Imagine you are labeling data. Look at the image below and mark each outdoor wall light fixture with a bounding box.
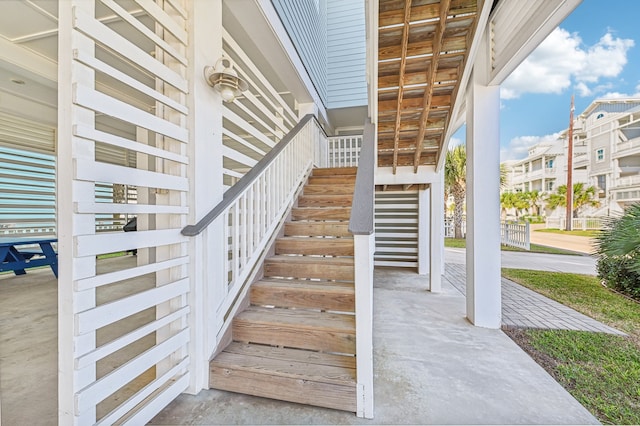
[204,56,248,103]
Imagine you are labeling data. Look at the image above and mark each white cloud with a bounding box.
[575,82,592,97]
[447,136,464,149]
[501,28,634,99]
[601,82,640,99]
[500,133,561,161]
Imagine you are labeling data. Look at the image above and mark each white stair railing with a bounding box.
[182,115,327,354]
[328,135,363,167]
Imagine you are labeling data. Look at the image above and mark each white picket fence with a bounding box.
[545,217,603,230]
[446,219,530,250]
[501,221,530,250]
[444,218,466,238]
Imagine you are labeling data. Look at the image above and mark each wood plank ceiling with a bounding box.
[378,0,480,172]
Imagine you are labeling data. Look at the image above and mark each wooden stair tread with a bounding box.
[251,279,355,312]
[213,342,356,385]
[236,306,355,332]
[285,222,351,237]
[307,176,357,185]
[298,194,353,207]
[312,167,358,176]
[304,185,355,195]
[210,344,357,411]
[275,237,354,256]
[265,255,354,266]
[291,207,351,220]
[254,278,355,291]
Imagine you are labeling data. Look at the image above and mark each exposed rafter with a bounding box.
[391,0,412,174]
[377,0,479,173]
[413,0,450,172]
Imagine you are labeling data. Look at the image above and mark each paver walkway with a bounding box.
[445,262,625,335]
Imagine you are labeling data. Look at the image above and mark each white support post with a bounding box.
[429,176,443,292]
[186,0,225,393]
[418,187,430,275]
[354,233,375,419]
[465,37,501,329]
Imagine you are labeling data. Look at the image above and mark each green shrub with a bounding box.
[595,203,640,300]
[596,256,640,299]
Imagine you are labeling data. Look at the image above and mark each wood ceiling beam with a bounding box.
[379,0,476,27]
[379,68,458,89]
[390,0,412,174]
[378,94,451,112]
[378,35,466,61]
[413,0,451,173]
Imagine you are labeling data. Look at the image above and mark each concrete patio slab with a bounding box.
[151,268,599,425]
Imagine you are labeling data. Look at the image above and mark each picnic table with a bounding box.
[0,237,58,278]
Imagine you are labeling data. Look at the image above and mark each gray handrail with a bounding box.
[348,119,375,235]
[182,114,319,236]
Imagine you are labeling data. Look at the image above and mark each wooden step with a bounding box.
[285,221,351,237]
[292,207,351,221]
[312,167,358,176]
[264,255,354,281]
[233,306,356,353]
[297,194,353,207]
[304,184,355,195]
[251,278,355,312]
[275,236,354,256]
[307,175,356,185]
[210,342,356,412]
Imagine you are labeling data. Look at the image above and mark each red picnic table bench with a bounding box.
[0,237,58,278]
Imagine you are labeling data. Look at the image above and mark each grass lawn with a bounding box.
[502,269,640,424]
[444,238,579,255]
[535,228,599,238]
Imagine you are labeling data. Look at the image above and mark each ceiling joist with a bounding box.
[377,0,479,172]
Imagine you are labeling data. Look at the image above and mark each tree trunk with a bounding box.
[453,189,464,239]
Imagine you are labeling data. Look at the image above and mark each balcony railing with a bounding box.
[614,137,640,157]
[614,175,640,188]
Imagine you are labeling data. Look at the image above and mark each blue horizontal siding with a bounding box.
[272,0,327,105]
[327,0,367,109]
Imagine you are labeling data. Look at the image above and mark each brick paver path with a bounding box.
[444,263,625,335]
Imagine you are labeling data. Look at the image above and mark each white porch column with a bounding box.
[429,176,444,292]
[418,187,430,275]
[186,0,225,393]
[465,47,501,328]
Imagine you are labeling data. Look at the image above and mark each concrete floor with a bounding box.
[1,259,599,425]
[0,255,154,426]
[151,268,599,425]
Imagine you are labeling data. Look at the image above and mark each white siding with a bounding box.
[327,0,367,108]
[272,0,327,105]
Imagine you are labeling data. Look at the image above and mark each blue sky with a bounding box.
[452,0,640,161]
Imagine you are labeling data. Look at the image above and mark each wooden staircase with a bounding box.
[209,167,358,412]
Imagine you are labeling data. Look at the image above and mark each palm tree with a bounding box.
[595,203,640,298]
[444,145,466,238]
[524,190,542,216]
[545,183,599,217]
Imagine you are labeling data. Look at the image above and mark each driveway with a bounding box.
[445,247,597,275]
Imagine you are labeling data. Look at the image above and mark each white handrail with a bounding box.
[185,116,327,354]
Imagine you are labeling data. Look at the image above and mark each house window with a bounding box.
[546,180,554,192]
[596,148,605,162]
[545,159,554,169]
[596,113,605,119]
[597,175,606,191]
